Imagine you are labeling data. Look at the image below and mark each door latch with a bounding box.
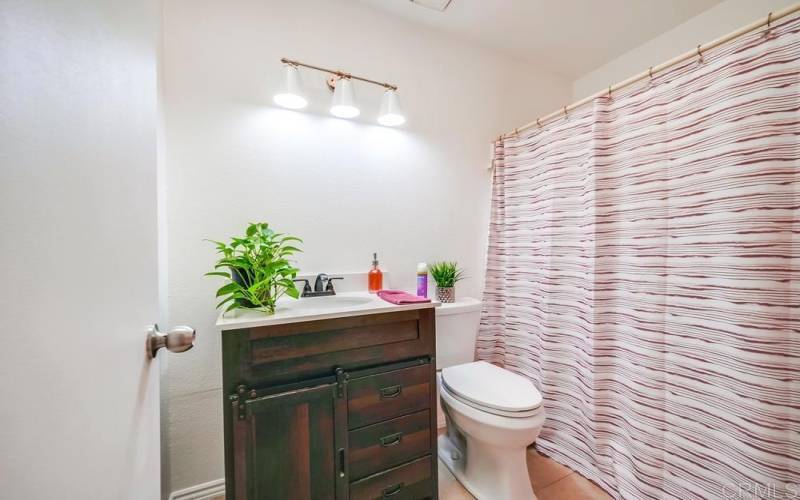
[230,384,253,420]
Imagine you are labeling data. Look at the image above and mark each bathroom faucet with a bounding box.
[315,273,329,292]
[294,274,343,297]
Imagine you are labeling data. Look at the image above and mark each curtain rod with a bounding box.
[498,2,800,141]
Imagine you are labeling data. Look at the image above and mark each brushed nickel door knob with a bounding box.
[147,324,195,359]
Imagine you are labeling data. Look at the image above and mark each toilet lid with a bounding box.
[441,361,542,413]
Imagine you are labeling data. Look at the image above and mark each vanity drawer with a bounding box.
[350,455,434,500]
[349,410,431,480]
[348,363,431,429]
[235,309,436,388]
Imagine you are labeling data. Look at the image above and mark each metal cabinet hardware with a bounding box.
[382,482,404,497]
[379,385,402,399]
[379,432,403,447]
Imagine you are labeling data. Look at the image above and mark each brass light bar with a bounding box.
[280,57,398,91]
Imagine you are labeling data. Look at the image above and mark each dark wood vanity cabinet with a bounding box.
[222,308,438,500]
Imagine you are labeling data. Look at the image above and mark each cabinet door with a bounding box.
[231,383,347,500]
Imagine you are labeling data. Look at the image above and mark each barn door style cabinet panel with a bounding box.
[219,304,439,500]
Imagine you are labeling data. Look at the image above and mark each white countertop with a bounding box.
[216,291,440,331]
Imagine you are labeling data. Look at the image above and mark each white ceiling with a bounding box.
[357,0,722,78]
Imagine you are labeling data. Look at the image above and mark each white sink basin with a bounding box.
[290,295,375,310]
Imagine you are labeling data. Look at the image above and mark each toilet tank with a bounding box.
[435,297,483,370]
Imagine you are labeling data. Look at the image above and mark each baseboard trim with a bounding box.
[168,479,225,500]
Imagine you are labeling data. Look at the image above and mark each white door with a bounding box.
[0,1,175,499]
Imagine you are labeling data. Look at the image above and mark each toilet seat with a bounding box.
[441,361,542,418]
[441,381,542,418]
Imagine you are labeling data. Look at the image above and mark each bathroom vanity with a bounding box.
[218,293,439,500]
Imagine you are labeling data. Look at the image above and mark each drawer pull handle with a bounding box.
[382,482,404,497]
[337,448,346,478]
[379,432,403,447]
[379,385,402,399]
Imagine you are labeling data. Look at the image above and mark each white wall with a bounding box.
[161,0,571,494]
[573,0,797,99]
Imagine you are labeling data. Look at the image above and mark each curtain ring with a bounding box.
[696,44,704,64]
[562,105,568,118]
[514,128,519,137]
[607,85,612,98]
[648,66,654,79]
[764,12,774,38]
[536,118,542,128]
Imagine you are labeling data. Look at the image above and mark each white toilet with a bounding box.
[436,298,545,500]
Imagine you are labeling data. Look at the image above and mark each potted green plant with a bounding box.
[205,222,302,314]
[429,261,465,303]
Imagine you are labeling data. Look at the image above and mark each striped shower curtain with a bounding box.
[477,16,800,500]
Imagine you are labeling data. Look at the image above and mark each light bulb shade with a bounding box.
[330,77,360,118]
[378,89,405,126]
[274,65,308,109]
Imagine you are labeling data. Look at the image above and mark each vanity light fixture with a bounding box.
[377,89,405,126]
[275,58,406,126]
[330,76,360,118]
[273,63,308,110]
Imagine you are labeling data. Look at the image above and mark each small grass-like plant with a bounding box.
[205,222,302,314]
[428,261,465,288]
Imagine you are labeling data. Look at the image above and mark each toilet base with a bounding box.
[438,433,537,500]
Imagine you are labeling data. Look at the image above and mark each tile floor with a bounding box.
[438,445,611,499]
[212,425,610,500]
[213,443,611,500]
